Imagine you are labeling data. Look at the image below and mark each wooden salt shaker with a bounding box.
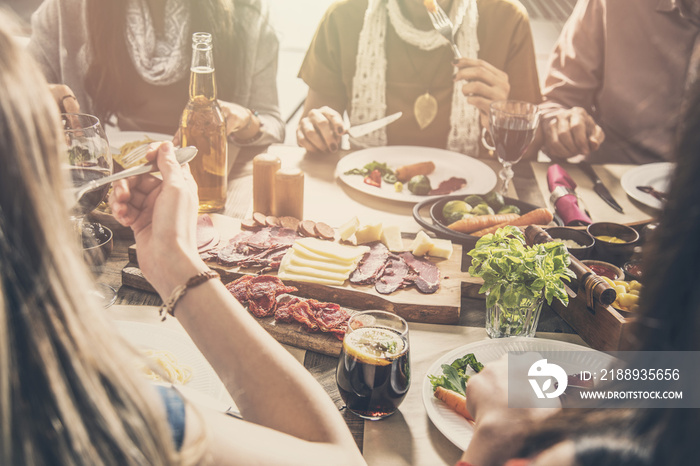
[274,168,304,219]
[252,153,281,215]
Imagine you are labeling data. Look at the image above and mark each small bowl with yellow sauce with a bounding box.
[587,222,640,266]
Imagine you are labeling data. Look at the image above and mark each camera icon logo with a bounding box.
[528,359,568,399]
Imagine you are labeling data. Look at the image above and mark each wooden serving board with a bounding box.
[123,214,464,324]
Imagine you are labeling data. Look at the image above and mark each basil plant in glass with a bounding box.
[468,226,575,338]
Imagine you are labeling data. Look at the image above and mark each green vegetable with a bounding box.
[468,226,576,309]
[407,175,432,195]
[344,160,396,179]
[442,200,471,224]
[470,203,495,216]
[464,195,484,206]
[484,191,505,211]
[497,205,521,215]
[428,353,484,396]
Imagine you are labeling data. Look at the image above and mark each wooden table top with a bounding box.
[95,144,657,462]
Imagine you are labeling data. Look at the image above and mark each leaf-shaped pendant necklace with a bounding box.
[401,38,440,130]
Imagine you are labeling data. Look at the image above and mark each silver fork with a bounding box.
[120,143,151,167]
[427,4,462,59]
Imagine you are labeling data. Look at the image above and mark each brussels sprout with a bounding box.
[471,203,495,216]
[464,195,484,206]
[442,200,471,224]
[484,191,505,211]
[497,204,521,215]
[407,175,432,195]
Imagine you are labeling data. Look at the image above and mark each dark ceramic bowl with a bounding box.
[545,226,595,260]
[581,260,624,281]
[586,222,640,266]
[413,194,560,247]
[623,259,643,281]
[82,222,114,268]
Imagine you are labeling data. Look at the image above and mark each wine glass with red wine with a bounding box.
[482,101,540,195]
[62,113,116,306]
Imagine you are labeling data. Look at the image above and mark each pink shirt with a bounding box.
[540,0,700,164]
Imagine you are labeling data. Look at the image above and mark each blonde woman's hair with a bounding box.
[0,13,200,465]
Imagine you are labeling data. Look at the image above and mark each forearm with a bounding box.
[171,274,356,446]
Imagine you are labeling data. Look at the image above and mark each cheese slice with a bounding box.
[277,270,346,286]
[288,253,357,275]
[428,238,453,259]
[410,230,434,256]
[295,237,368,262]
[355,223,383,244]
[380,224,404,252]
[338,216,360,241]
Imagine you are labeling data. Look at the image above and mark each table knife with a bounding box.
[579,162,624,213]
[346,112,402,138]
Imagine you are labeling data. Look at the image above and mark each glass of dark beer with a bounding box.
[336,310,410,420]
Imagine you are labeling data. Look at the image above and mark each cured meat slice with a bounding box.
[217,230,255,265]
[225,275,254,303]
[375,254,412,294]
[274,296,302,323]
[196,214,218,249]
[399,252,440,294]
[226,275,298,317]
[306,300,350,332]
[350,241,389,284]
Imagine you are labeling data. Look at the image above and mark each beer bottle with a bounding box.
[180,32,227,212]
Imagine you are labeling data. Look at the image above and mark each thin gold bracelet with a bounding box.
[159,270,220,321]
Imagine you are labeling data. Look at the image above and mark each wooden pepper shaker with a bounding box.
[274,168,304,219]
[252,153,281,215]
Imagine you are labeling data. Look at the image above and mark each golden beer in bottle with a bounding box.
[180,32,227,212]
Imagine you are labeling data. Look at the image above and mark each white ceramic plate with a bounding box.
[106,130,172,165]
[115,321,229,404]
[422,338,613,451]
[620,162,674,210]
[336,146,497,203]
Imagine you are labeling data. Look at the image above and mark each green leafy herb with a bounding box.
[467,226,575,309]
[428,353,483,395]
[344,161,395,179]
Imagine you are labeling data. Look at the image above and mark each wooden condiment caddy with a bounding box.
[524,226,633,350]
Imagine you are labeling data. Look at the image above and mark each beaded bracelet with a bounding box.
[159,270,220,320]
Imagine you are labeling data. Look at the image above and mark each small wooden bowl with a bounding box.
[587,222,639,266]
[581,260,624,281]
[545,226,595,260]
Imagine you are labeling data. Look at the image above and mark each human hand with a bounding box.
[109,142,207,297]
[296,106,345,153]
[542,107,605,160]
[49,84,81,113]
[219,101,256,137]
[461,354,560,465]
[454,58,510,127]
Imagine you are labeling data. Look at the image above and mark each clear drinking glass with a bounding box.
[336,310,411,420]
[485,295,544,338]
[62,113,116,307]
[482,100,540,195]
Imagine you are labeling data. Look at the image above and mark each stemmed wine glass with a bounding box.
[482,100,540,195]
[62,113,117,307]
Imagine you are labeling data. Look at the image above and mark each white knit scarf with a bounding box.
[350,0,480,155]
[125,0,190,85]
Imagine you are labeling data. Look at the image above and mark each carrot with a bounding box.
[472,208,554,237]
[434,386,473,421]
[395,161,436,182]
[447,213,519,234]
